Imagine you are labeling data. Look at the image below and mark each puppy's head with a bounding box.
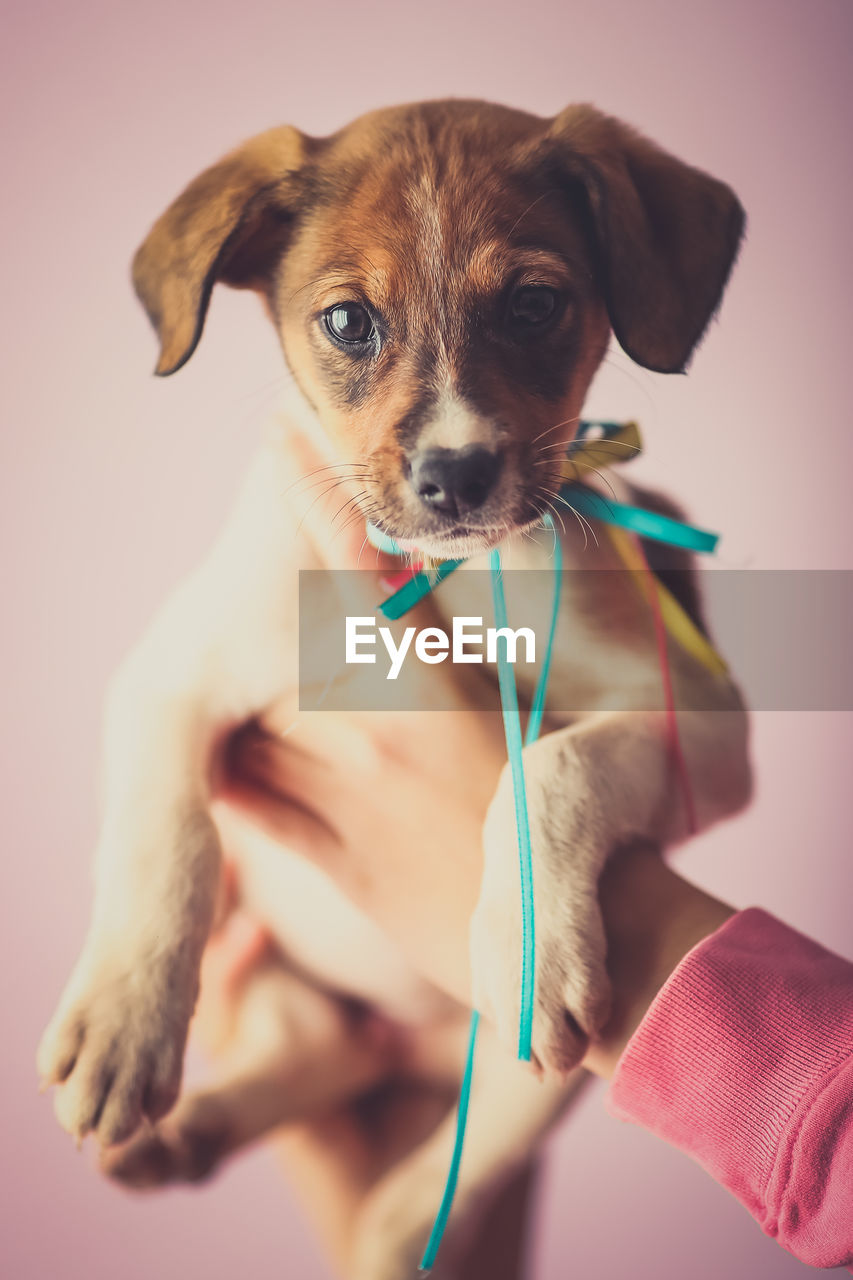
[134,100,744,557]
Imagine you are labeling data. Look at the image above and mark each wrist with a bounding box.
[583,845,734,1078]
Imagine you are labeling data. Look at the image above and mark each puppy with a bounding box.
[37,100,752,1277]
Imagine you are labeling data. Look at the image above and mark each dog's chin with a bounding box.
[393,519,535,561]
[395,532,495,559]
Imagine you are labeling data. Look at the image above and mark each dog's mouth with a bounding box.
[373,507,545,562]
[393,526,503,560]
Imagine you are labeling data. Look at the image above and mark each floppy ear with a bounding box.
[133,126,313,375]
[546,105,745,373]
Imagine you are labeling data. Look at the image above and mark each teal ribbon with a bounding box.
[418,1010,481,1273]
[418,518,562,1272]
[378,558,464,621]
[489,553,537,1063]
[562,485,718,554]
[524,519,563,746]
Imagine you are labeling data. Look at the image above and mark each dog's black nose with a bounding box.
[410,447,503,517]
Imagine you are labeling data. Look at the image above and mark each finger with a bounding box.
[222,723,347,831]
[225,718,393,824]
[200,911,271,1001]
[211,786,341,872]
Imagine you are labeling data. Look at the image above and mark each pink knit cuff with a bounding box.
[607,908,853,1268]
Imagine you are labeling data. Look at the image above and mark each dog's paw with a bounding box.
[37,944,195,1148]
[470,889,611,1077]
[470,757,612,1076]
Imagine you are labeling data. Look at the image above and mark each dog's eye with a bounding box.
[508,286,559,329]
[324,303,375,345]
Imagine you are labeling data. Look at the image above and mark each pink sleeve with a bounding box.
[607,908,853,1269]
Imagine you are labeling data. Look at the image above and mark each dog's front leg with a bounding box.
[37,443,303,1147]
[470,704,750,1076]
[36,673,227,1147]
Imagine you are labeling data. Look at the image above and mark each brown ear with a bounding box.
[132,126,313,375]
[546,106,745,373]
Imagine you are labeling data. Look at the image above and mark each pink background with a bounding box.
[3,1,852,1277]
